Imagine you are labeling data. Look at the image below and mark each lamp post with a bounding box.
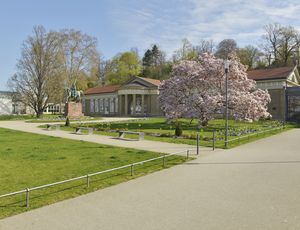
[224,59,230,148]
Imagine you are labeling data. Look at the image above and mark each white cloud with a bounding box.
[108,0,300,57]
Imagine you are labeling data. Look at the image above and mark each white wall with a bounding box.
[0,97,13,115]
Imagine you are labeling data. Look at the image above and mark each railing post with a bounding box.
[131,164,134,176]
[196,133,199,155]
[26,188,30,208]
[213,130,215,151]
[86,174,90,188]
[163,156,166,167]
[186,150,189,159]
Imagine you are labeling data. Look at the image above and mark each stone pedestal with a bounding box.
[64,102,84,118]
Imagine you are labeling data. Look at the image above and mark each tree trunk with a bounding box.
[36,110,43,118]
[201,119,208,127]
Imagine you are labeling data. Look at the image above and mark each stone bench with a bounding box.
[75,127,93,135]
[46,124,60,131]
[118,131,144,141]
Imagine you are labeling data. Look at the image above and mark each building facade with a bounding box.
[0,91,25,115]
[248,66,300,120]
[82,77,163,117]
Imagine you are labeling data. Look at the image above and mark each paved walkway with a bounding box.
[0,121,300,229]
[0,119,206,154]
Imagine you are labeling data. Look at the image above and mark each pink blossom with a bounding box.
[159,53,271,124]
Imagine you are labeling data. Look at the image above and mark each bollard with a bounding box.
[196,133,199,155]
[26,188,30,208]
[86,174,90,188]
[213,130,215,151]
[131,164,134,176]
[187,150,189,159]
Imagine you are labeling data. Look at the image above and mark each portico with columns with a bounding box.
[82,77,163,117]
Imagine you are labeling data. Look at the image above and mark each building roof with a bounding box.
[84,85,121,95]
[137,77,161,86]
[84,77,161,95]
[247,67,294,81]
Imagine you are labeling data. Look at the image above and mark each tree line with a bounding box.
[9,23,300,117]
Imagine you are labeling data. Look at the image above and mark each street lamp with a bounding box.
[224,59,230,148]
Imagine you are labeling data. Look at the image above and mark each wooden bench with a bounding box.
[46,124,60,131]
[75,127,93,135]
[118,131,144,141]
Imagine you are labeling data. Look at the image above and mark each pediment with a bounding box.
[287,68,300,85]
[120,77,157,89]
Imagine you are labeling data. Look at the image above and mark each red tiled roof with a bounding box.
[247,67,294,81]
[84,85,121,95]
[138,77,161,86]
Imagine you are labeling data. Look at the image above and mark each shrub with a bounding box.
[65,117,70,127]
[175,122,183,137]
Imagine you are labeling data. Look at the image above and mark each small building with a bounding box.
[248,66,300,120]
[0,91,22,115]
[82,77,163,117]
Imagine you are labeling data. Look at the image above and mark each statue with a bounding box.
[64,82,84,118]
[65,83,83,103]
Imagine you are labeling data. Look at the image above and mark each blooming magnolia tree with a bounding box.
[159,53,271,125]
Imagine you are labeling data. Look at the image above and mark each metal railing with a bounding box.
[197,125,285,149]
[0,149,194,208]
[225,125,285,146]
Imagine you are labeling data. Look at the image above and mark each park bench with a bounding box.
[46,124,60,131]
[75,127,93,135]
[118,130,144,141]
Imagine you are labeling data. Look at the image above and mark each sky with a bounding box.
[1,0,300,90]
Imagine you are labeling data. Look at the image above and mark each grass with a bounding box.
[0,114,35,120]
[55,118,298,149]
[0,128,189,219]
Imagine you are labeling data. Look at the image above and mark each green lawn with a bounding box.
[0,114,35,121]
[0,128,188,219]
[59,118,296,148]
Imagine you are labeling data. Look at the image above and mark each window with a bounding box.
[100,98,104,112]
[90,99,94,113]
[95,99,99,112]
[115,97,118,113]
[110,98,114,113]
[105,98,109,114]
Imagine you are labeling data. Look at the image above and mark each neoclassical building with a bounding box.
[82,77,163,117]
[248,66,300,120]
[83,68,300,121]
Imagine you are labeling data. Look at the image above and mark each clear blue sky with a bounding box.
[1,0,300,90]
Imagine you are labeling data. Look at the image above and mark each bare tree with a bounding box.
[172,38,196,62]
[277,26,300,65]
[8,26,61,117]
[237,45,263,69]
[261,23,300,66]
[195,39,215,54]
[215,39,237,59]
[59,29,99,88]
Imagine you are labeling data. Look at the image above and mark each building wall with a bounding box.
[83,93,119,116]
[0,92,25,115]
[0,97,13,115]
[267,89,286,120]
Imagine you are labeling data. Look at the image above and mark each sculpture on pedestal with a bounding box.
[64,83,84,118]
